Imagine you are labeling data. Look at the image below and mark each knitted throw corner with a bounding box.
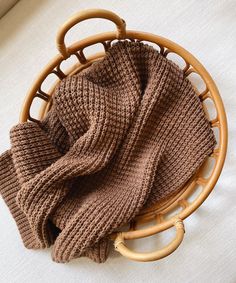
[0,41,216,263]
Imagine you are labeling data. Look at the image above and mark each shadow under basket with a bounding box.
[20,9,228,262]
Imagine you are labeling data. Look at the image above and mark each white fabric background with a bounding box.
[0,1,235,282]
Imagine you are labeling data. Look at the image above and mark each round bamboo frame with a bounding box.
[19,9,227,262]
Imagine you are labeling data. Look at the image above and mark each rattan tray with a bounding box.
[19,9,227,262]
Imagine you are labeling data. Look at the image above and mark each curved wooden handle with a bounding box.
[56,9,126,58]
[114,218,185,262]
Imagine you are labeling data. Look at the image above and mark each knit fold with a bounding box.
[0,40,216,263]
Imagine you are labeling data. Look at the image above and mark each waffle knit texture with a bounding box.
[0,41,216,263]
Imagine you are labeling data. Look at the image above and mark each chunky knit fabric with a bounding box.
[0,41,216,263]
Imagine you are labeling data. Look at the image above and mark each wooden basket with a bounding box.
[20,9,228,262]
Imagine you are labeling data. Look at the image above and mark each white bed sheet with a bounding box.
[0,1,235,282]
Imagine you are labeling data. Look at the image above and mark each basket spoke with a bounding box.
[184,67,196,77]
[128,38,136,42]
[28,115,40,123]
[199,88,210,101]
[210,148,220,158]
[210,117,220,128]
[75,49,87,64]
[196,177,208,185]
[178,199,189,209]
[36,89,50,102]
[159,44,165,55]
[101,40,111,51]
[183,62,191,73]
[52,67,66,80]
[156,213,164,223]
[163,48,170,57]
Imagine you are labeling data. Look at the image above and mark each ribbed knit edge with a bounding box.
[0,150,41,249]
[83,237,111,263]
[10,122,66,248]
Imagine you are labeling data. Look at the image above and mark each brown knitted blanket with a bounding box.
[0,41,216,263]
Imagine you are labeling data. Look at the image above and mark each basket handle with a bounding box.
[56,9,126,58]
[114,218,185,262]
